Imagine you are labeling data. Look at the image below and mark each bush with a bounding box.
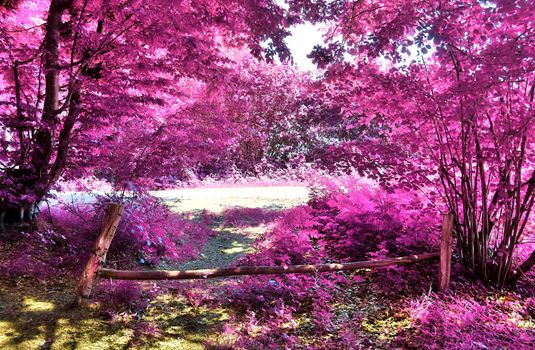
[313,184,439,261]
[96,280,148,313]
[33,193,213,270]
[96,194,214,265]
[215,178,442,348]
[406,286,535,349]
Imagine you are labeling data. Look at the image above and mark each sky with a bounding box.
[285,22,325,72]
[284,22,436,73]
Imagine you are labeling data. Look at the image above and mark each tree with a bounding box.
[312,0,534,284]
[0,0,295,223]
[209,57,364,175]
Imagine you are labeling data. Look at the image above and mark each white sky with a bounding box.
[285,23,436,73]
[286,23,325,72]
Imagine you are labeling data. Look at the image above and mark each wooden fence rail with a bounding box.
[100,252,440,280]
[74,203,454,306]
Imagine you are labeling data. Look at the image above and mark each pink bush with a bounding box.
[0,206,98,280]
[0,253,50,280]
[214,180,442,348]
[221,207,282,227]
[96,194,214,265]
[310,177,440,261]
[24,193,214,274]
[407,287,535,349]
[96,280,148,313]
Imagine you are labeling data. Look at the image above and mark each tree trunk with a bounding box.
[511,249,535,282]
[438,214,454,291]
[30,0,63,175]
[0,0,78,223]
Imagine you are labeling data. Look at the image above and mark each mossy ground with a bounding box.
[0,278,235,350]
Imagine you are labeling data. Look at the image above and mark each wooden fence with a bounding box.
[74,203,455,306]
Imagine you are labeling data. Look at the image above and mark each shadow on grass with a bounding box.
[165,229,256,271]
[0,278,131,350]
[0,278,230,350]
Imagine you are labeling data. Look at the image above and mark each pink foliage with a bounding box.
[0,252,50,280]
[407,288,535,349]
[30,193,213,274]
[96,280,148,314]
[310,177,440,261]
[312,0,535,282]
[213,180,442,348]
[96,194,214,265]
[0,0,534,347]
[0,0,298,212]
[220,207,282,228]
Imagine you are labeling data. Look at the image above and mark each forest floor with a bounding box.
[0,185,533,349]
[0,185,310,350]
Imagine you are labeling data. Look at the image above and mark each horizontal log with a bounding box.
[99,252,439,280]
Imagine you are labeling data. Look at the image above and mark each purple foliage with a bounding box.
[212,181,443,348]
[221,207,282,227]
[0,193,213,280]
[407,287,535,349]
[96,194,214,265]
[96,280,148,313]
[0,253,49,280]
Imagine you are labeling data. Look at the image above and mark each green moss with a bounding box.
[0,279,235,350]
[361,312,412,341]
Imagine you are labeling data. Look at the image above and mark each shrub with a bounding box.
[32,193,213,271]
[96,280,147,313]
[96,193,214,265]
[406,286,535,349]
[216,178,442,348]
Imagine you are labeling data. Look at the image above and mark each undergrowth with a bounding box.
[1,180,533,349]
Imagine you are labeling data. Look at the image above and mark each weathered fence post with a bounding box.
[438,213,454,291]
[74,203,124,306]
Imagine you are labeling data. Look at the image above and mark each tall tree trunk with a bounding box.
[1,0,74,224]
[30,0,66,183]
[31,0,62,170]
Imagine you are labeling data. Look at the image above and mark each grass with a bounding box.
[0,278,235,350]
[0,278,133,350]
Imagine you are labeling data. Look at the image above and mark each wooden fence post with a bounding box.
[438,213,454,291]
[74,203,124,307]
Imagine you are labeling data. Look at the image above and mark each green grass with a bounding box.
[0,279,133,350]
[0,278,235,350]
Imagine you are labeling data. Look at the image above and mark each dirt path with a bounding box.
[158,185,309,270]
